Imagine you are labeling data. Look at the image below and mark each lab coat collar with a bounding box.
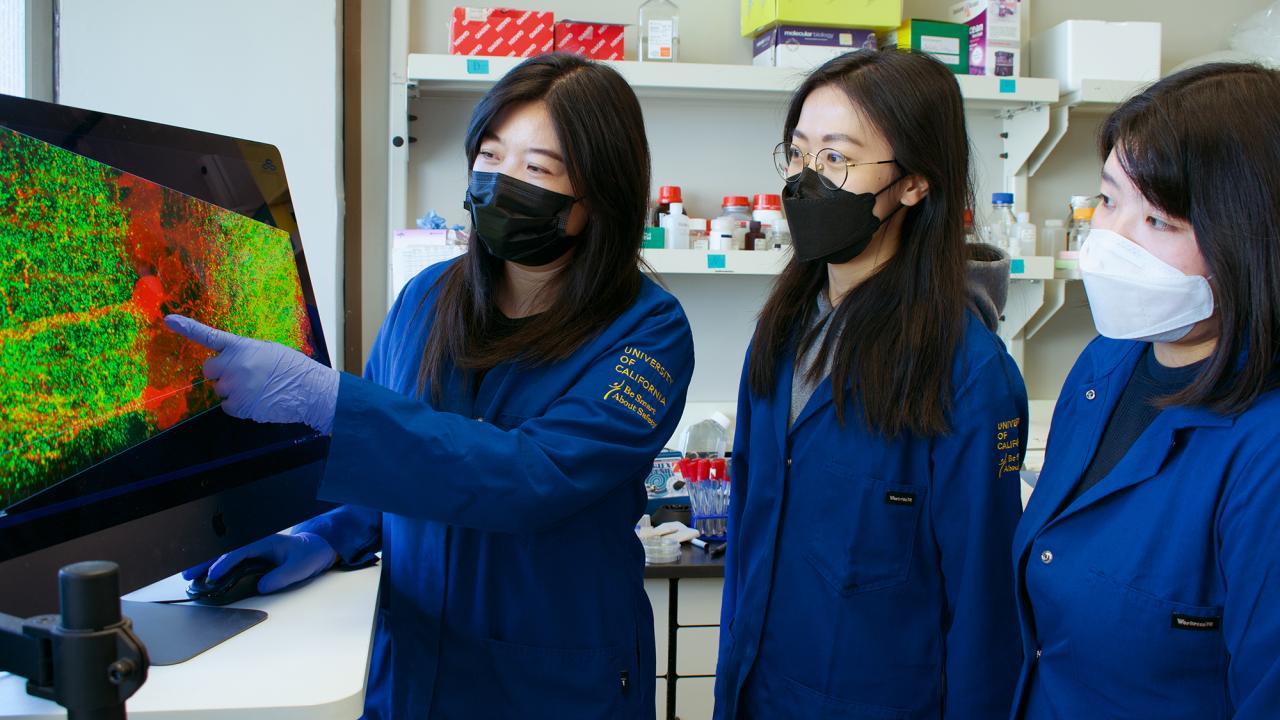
[770,344,843,449]
[1027,340,1236,531]
[771,349,797,455]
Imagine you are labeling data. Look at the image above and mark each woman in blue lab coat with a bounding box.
[1012,63,1280,720]
[714,50,1028,720]
[167,54,693,719]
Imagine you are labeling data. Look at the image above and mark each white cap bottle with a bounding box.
[663,202,690,249]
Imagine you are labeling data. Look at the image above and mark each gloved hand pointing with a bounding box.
[164,315,339,434]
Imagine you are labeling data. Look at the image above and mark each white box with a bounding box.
[1032,20,1162,93]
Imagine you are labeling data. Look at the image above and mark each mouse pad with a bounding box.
[123,600,267,665]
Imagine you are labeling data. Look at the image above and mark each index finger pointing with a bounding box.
[164,314,234,352]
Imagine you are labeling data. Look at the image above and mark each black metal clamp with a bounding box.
[0,561,149,719]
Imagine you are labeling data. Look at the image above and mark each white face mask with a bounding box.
[1079,228,1215,343]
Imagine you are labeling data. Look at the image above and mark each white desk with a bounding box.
[0,564,380,719]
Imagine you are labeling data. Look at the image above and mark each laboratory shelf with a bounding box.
[1009,255,1056,281]
[641,250,1059,278]
[1060,78,1149,114]
[641,248,792,275]
[406,53,1060,109]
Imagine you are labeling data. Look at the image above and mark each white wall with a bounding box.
[56,0,345,368]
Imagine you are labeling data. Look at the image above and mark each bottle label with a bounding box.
[647,20,674,59]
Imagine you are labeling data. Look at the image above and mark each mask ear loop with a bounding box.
[870,162,908,225]
[555,194,588,235]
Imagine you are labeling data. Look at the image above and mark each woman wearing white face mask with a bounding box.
[1010,63,1280,719]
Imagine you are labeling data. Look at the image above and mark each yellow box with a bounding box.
[741,0,904,37]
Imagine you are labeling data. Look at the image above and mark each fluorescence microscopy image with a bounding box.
[0,126,316,511]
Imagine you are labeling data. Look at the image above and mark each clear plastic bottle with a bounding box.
[679,411,730,459]
[987,192,1017,253]
[689,218,709,250]
[638,0,679,63]
[769,218,791,250]
[1043,219,1067,256]
[1013,211,1035,257]
[1068,203,1095,252]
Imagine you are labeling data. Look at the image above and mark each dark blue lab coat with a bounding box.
[715,311,1028,719]
[297,259,694,719]
[1013,338,1280,719]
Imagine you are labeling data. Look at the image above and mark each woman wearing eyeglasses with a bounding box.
[714,50,1027,720]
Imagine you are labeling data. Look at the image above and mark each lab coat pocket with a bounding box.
[482,638,634,719]
[803,462,923,596]
[1075,569,1226,714]
[758,671,910,720]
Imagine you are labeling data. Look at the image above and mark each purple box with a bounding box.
[753,25,878,69]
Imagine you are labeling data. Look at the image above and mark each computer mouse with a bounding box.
[186,557,276,606]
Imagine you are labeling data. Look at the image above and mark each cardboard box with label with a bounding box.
[950,0,1022,76]
[881,20,969,74]
[754,26,877,69]
[449,7,555,57]
[741,0,903,36]
[554,21,625,61]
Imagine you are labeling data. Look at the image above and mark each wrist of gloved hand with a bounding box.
[301,366,340,435]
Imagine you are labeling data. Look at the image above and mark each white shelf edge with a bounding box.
[407,53,1059,107]
[1060,78,1150,111]
[1009,255,1056,281]
[641,248,791,275]
[643,249,1063,278]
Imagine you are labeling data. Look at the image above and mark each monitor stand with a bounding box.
[122,601,266,666]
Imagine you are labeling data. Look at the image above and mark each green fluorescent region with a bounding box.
[0,129,151,506]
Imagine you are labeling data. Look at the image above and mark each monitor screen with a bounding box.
[0,94,335,616]
[1,124,319,513]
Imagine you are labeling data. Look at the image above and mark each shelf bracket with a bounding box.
[1023,278,1068,340]
[1026,103,1070,177]
[1001,103,1051,180]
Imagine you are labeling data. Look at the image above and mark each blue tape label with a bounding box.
[466,59,490,75]
[1011,258,1025,274]
[707,254,727,269]
[999,78,1017,94]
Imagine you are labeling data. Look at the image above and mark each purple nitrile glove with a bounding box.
[164,314,339,434]
[181,532,338,595]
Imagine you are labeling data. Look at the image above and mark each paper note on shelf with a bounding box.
[391,229,466,300]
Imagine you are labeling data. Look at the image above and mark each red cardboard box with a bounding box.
[449,7,555,57]
[554,21,625,61]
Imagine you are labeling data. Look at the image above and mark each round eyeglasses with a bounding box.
[773,141,897,190]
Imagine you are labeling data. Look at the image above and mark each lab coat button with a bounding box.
[786,458,792,467]
[1085,389,1096,400]
[1040,550,1054,564]
[1035,648,1043,659]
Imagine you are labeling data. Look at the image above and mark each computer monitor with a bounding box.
[0,93,337,618]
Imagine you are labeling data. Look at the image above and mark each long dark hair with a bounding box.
[417,54,650,400]
[1102,62,1280,415]
[748,49,972,436]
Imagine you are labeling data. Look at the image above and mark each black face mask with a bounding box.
[782,167,903,265]
[464,171,580,266]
